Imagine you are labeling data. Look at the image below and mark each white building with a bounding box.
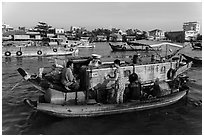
[55,28,65,34]
[183,22,200,41]
[2,23,13,33]
[70,26,81,32]
[148,29,165,40]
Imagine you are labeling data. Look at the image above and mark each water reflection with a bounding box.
[37,57,43,62]
[5,57,11,63]
[16,57,23,66]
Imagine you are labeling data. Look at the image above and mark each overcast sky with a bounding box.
[2,2,202,32]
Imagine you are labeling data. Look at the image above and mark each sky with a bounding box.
[2,2,202,32]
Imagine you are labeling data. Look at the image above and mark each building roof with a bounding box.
[149,29,163,33]
[2,30,26,37]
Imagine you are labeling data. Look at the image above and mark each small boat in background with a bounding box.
[109,40,183,53]
[2,45,79,57]
[181,54,202,66]
[191,41,202,50]
[109,42,161,51]
[77,39,95,48]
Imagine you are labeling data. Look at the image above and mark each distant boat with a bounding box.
[181,54,202,66]
[109,40,183,53]
[2,45,79,57]
[191,41,202,50]
[77,38,95,48]
[77,41,95,48]
[67,39,95,48]
[109,42,161,52]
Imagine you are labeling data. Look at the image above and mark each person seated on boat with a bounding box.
[105,59,125,104]
[151,54,156,63]
[151,78,161,97]
[88,54,102,67]
[127,73,142,100]
[132,54,142,64]
[61,60,79,91]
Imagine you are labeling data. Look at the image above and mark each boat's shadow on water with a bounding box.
[21,96,201,135]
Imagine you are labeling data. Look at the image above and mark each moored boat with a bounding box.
[2,45,79,57]
[181,54,202,66]
[109,40,183,53]
[109,42,159,51]
[69,37,95,48]
[17,54,192,118]
[77,39,95,48]
[191,41,202,50]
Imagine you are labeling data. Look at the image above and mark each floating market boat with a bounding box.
[68,38,95,48]
[109,40,183,52]
[77,39,95,48]
[2,45,79,57]
[17,53,192,117]
[181,54,202,66]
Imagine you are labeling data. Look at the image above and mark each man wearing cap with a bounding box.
[89,54,102,67]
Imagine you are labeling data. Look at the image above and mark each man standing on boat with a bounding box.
[106,59,125,104]
[61,60,79,91]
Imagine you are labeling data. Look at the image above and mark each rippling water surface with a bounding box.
[2,42,202,135]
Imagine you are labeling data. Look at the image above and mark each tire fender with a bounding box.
[5,51,11,56]
[16,51,22,56]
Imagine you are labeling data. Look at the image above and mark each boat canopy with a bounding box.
[150,42,183,48]
[129,40,183,48]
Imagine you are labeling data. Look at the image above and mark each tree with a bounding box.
[34,22,52,46]
[35,22,52,38]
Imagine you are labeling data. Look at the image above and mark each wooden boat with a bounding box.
[191,41,202,50]
[2,45,79,57]
[69,39,95,48]
[181,54,202,66]
[77,39,95,48]
[17,55,192,117]
[109,42,160,51]
[109,40,183,52]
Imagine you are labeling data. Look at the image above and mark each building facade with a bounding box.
[148,29,165,40]
[165,31,185,43]
[2,23,14,33]
[183,22,200,41]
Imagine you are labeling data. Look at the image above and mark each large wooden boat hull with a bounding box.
[109,43,160,52]
[25,90,187,117]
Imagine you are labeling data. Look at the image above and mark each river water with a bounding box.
[2,42,202,135]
